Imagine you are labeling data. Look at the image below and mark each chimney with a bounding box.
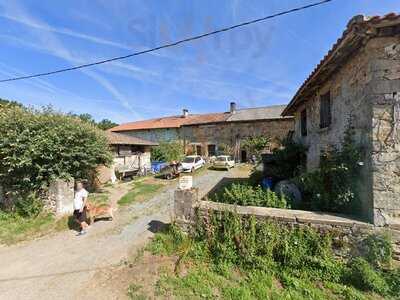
[182,108,189,118]
[230,102,236,114]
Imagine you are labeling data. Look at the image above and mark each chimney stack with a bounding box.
[182,108,189,118]
[230,102,236,114]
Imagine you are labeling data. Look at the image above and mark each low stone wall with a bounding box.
[174,188,400,261]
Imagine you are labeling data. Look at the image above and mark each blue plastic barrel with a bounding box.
[151,161,167,173]
[261,177,273,190]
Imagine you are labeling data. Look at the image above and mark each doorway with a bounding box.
[241,150,247,162]
[196,145,202,156]
[207,144,216,157]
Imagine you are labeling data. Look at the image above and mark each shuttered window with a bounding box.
[320,91,331,129]
[301,109,307,136]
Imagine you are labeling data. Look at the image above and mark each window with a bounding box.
[320,91,331,129]
[207,144,216,156]
[300,109,307,136]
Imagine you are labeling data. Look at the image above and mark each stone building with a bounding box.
[110,103,294,161]
[97,132,157,183]
[182,104,294,161]
[281,14,400,225]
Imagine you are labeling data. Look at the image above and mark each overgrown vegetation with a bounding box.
[267,138,307,180]
[296,127,363,214]
[241,135,271,159]
[0,104,112,213]
[151,141,184,162]
[145,214,400,299]
[212,183,288,208]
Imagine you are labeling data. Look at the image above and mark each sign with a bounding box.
[179,176,193,190]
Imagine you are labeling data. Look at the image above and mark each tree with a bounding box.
[97,119,118,130]
[0,98,22,108]
[151,141,184,162]
[0,105,113,197]
[242,135,271,158]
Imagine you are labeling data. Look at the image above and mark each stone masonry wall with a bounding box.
[174,188,400,261]
[46,179,75,215]
[182,118,294,158]
[293,40,374,220]
[368,36,400,224]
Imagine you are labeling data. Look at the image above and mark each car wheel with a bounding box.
[191,167,195,173]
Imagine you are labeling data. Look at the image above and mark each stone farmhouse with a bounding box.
[97,132,158,183]
[110,103,294,161]
[282,14,400,225]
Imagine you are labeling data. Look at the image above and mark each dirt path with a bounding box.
[0,169,232,300]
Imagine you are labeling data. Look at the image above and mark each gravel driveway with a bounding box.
[0,169,231,300]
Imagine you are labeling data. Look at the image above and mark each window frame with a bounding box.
[319,91,332,129]
[300,108,307,136]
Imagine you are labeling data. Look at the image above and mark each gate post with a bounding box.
[174,187,199,232]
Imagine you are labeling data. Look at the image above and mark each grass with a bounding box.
[0,212,70,245]
[134,221,398,300]
[88,190,110,205]
[118,180,164,206]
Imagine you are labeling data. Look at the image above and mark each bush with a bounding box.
[14,192,43,218]
[241,136,270,159]
[0,105,112,209]
[295,127,363,214]
[348,257,389,295]
[268,140,307,180]
[212,183,288,208]
[151,141,183,162]
[360,233,392,268]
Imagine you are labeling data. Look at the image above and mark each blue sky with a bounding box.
[0,0,398,123]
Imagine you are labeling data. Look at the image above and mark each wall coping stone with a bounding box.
[198,200,372,229]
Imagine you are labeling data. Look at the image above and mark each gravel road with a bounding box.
[0,169,231,300]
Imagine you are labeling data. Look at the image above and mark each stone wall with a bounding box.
[46,179,75,215]
[174,188,400,261]
[182,118,294,158]
[292,35,400,224]
[369,36,400,225]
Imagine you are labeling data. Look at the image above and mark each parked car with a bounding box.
[213,155,235,170]
[181,155,205,172]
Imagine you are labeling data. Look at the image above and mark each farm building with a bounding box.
[110,102,294,162]
[282,14,400,225]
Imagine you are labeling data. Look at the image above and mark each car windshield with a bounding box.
[216,156,227,161]
[183,157,195,163]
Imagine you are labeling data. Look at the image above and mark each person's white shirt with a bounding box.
[73,188,88,211]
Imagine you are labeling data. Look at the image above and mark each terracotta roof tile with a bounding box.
[110,106,291,132]
[282,13,400,116]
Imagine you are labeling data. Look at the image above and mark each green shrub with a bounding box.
[241,135,270,159]
[14,192,43,218]
[295,127,363,214]
[212,183,288,208]
[383,268,400,297]
[151,141,183,162]
[0,105,112,208]
[268,139,307,180]
[348,257,389,295]
[360,233,392,268]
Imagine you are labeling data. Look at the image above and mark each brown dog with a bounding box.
[86,202,115,225]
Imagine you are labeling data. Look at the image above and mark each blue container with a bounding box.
[261,177,273,190]
[151,161,167,173]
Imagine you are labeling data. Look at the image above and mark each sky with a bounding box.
[0,0,398,123]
